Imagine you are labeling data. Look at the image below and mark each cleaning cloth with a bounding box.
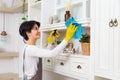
[65,17,84,39]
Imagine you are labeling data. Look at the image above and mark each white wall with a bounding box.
[0,13,25,79]
[0,13,24,52]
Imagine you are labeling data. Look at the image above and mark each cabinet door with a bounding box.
[94,0,114,78]
[114,0,120,78]
[43,58,54,70]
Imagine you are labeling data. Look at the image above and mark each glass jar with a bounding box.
[64,11,71,21]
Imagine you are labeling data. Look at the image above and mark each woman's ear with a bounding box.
[26,31,31,37]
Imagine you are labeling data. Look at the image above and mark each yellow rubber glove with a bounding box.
[47,30,60,44]
[64,23,78,41]
[47,31,54,44]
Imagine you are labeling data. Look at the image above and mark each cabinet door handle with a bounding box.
[109,19,114,27]
[47,59,50,62]
[114,18,118,27]
[77,65,82,69]
[60,62,64,66]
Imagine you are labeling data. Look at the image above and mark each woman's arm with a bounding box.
[27,40,67,57]
[27,23,77,57]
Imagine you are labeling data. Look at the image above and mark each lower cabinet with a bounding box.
[69,58,89,78]
[54,58,69,73]
[43,55,90,80]
[43,58,54,71]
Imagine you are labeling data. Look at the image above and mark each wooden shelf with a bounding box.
[0,52,19,58]
[30,1,41,8]
[0,73,19,80]
[0,2,28,13]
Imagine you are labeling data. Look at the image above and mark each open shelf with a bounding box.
[59,53,90,58]
[30,1,41,8]
[41,22,66,31]
[56,0,83,10]
[0,52,19,58]
[41,19,90,31]
[0,2,28,13]
[0,73,19,80]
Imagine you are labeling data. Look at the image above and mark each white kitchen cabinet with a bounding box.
[114,0,120,79]
[28,0,91,79]
[54,57,69,74]
[43,58,54,71]
[28,0,41,45]
[27,0,120,80]
[40,0,90,79]
[69,57,89,78]
[41,24,90,79]
[41,0,90,27]
[55,0,90,23]
[92,0,120,79]
[28,0,41,22]
[53,55,90,80]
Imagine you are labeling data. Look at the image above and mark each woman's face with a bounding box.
[27,24,40,40]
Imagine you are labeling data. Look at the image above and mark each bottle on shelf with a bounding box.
[64,11,71,21]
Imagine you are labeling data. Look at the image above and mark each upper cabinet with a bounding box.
[28,0,41,21]
[92,0,120,79]
[41,0,90,28]
[114,0,120,79]
[55,0,90,23]
[27,0,42,46]
[27,0,120,80]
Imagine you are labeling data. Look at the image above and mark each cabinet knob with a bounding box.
[77,65,82,69]
[109,19,114,27]
[114,18,118,27]
[60,62,64,66]
[47,59,50,62]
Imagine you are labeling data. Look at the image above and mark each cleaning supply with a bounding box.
[65,17,84,39]
[52,29,60,38]
[64,23,78,41]
[64,11,71,21]
[47,30,60,44]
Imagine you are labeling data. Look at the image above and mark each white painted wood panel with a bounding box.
[94,0,114,78]
[114,0,120,78]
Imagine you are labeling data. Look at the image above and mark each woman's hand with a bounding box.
[64,23,78,41]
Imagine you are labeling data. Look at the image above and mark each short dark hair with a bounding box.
[19,20,40,41]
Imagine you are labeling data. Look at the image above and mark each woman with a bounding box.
[19,20,77,80]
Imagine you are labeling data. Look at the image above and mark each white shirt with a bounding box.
[22,40,67,79]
